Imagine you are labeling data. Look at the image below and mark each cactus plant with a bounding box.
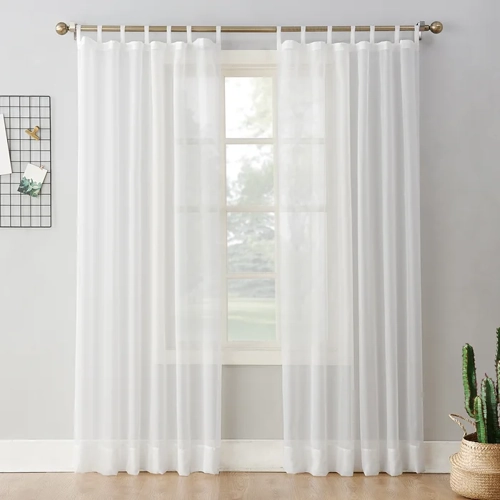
[481,377,500,443]
[498,358,500,396]
[461,328,500,443]
[474,396,487,443]
[462,344,477,418]
[496,327,500,371]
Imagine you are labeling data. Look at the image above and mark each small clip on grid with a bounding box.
[25,126,40,141]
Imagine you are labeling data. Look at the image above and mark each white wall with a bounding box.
[0,0,498,443]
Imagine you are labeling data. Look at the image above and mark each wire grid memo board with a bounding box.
[0,96,51,228]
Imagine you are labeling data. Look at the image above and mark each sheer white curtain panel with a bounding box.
[278,34,424,476]
[75,35,223,476]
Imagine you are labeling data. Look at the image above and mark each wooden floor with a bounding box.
[0,472,461,500]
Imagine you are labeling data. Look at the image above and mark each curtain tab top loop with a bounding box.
[327,26,332,44]
[394,25,400,44]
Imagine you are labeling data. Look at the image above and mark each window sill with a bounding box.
[159,349,282,366]
[160,349,350,366]
[223,349,281,365]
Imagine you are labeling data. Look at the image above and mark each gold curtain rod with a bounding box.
[55,21,444,37]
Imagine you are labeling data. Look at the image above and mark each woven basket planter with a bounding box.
[449,415,500,500]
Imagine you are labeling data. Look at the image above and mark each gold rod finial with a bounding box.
[55,22,69,35]
[429,21,444,34]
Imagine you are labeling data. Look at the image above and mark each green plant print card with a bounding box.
[18,163,47,197]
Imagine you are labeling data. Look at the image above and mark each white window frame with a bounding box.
[221,51,281,365]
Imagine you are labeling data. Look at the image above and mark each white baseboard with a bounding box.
[0,440,458,473]
[0,440,74,472]
[423,441,459,473]
[220,440,285,472]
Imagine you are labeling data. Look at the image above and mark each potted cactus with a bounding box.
[462,334,500,444]
[449,328,500,499]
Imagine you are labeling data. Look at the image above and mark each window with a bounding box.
[221,51,280,365]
